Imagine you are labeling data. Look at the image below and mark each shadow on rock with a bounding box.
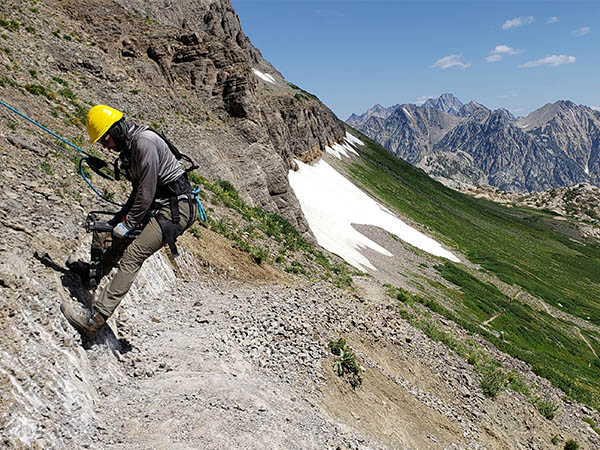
[34,251,132,354]
[34,251,93,307]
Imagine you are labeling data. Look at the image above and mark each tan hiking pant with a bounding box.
[94,201,192,318]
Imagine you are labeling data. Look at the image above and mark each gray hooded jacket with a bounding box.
[119,124,185,229]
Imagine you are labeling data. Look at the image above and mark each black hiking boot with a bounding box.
[60,300,106,338]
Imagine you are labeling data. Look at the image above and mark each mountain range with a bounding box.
[347,94,600,192]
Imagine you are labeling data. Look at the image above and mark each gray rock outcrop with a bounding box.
[1,0,346,237]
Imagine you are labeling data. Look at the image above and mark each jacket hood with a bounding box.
[108,119,148,153]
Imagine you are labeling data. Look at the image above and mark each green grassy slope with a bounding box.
[342,132,600,410]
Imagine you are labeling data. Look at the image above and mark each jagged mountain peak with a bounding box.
[346,103,400,126]
[517,100,585,130]
[423,93,464,115]
[352,94,600,193]
[492,107,517,122]
[458,100,489,117]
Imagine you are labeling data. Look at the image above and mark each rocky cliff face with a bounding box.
[432,109,588,192]
[0,0,345,236]
[350,94,599,192]
[517,101,600,185]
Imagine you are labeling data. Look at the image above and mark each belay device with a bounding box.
[0,100,207,289]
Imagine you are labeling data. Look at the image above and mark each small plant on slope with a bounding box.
[564,440,579,450]
[328,337,362,388]
[480,366,506,399]
[535,396,560,420]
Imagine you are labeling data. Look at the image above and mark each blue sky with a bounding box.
[231,0,598,120]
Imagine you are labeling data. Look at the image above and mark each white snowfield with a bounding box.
[289,133,460,271]
[252,69,276,84]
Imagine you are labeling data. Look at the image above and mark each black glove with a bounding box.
[107,212,126,227]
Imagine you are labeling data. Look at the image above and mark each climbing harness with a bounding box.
[3,99,208,291]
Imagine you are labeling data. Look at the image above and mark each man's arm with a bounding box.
[123,137,159,230]
[108,186,137,226]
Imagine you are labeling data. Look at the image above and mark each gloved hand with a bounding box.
[107,211,126,227]
[112,222,131,239]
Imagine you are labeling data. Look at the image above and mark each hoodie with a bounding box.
[111,121,185,229]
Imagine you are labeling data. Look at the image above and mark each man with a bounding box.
[61,105,196,337]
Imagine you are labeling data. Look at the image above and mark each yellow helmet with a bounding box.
[86,105,123,143]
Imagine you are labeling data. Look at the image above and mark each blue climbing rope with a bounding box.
[192,186,207,222]
[2,99,208,221]
[78,158,122,207]
[0,99,121,206]
[0,99,92,157]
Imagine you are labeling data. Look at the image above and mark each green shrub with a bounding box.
[535,397,560,420]
[25,84,56,100]
[551,434,558,445]
[583,417,600,435]
[52,76,68,86]
[40,159,53,175]
[250,246,268,265]
[507,371,532,397]
[59,87,77,101]
[480,367,506,398]
[0,18,20,31]
[189,225,202,239]
[328,337,362,388]
[564,440,578,450]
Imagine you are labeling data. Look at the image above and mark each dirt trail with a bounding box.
[576,327,599,359]
[483,310,504,326]
[85,276,377,449]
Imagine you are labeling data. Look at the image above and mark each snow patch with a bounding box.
[403,107,412,120]
[345,132,364,147]
[252,69,276,84]
[288,159,460,271]
[325,132,362,159]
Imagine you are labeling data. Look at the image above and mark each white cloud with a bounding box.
[519,54,576,68]
[415,95,433,105]
[431,54,471,69]
[592,106,600,112]
[502,16,535,30]
[547,16,559,24]
[572,26,591,37]
[486,44,522,62]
